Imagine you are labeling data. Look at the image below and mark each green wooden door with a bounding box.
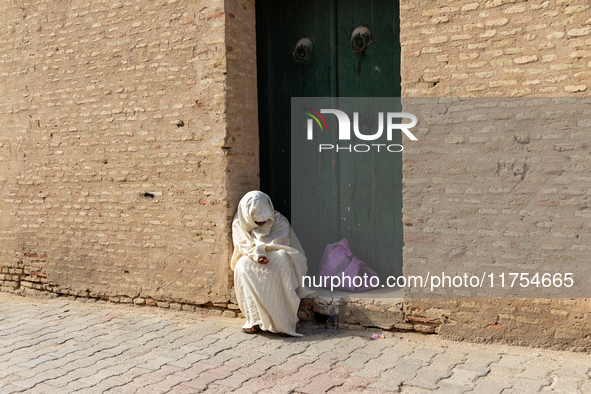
[256,0,403,280]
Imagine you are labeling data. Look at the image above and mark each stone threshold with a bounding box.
[299,287,441,334]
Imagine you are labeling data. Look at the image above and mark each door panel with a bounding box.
[257,0,337,217]
[256,0,402,279]
[334,2,402,279]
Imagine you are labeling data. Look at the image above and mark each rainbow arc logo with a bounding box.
[303,107,328,139]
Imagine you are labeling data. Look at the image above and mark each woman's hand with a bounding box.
[257,257,270,264]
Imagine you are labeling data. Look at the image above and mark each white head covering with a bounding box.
[230,191,313,297]
[234,191,275,238]
[231,191,276,269]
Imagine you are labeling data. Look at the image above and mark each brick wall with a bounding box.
[400,0,591,351]
[0,0,258,308]
[223,0,259,289]
[401,0,590,96]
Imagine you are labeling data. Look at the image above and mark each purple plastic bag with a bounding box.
[317,238,379,292]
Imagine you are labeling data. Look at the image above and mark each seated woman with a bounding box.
[231,191,313,336]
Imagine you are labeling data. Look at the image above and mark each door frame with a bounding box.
[253,0,404,279]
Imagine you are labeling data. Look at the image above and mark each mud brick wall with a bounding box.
[400,0,591,351]
[223,0,258,289]
[400,0,591,97]
[0,0,259,307]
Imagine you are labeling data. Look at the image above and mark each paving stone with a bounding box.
[300,336,352,359]
[355,341,417,379]
[580,381,591,392]
[77,368,123,386]
[201,383,236,393]
[515,356,560,381]
[156,348,192,362]
[103,344,134,356]
[136,374,191,394]
[258,380,304,394]
[392,360,430,377]
[435,383,473,394]
[540,375,581,393]
[207,327,240,340]
[167,384,202,394]
[287,356,339,384]
[467,380,512,394]
[16,354,56,368]
[399,388,435,394]
[182,361,245,390]
[262,342,309,363]
[369,372,405,392]
[115,365,184,393]
[502,377,551,394]
[338,351,384,370]
[269,355,315,375]
[0,385,27,394]
[328,337,369,360]
[455,353,500,374]
[215,359,278,388]
[404,370,450,390]
[338,341,391,369]
[231,375,278,394]
[490,354,532,371]
[200,349,241,367]
[167,352,210,369]
[43,370,89,388]
[115,380,154,394]
[174,363,214,379]
[45,344,84,359]
[136,355,179,370]
[160,335,201,351]
[553,361,591,378]
[479,365,522,384]
[111,367,153,383]
[423,351,466,374]
[6,361,53,379]
[403,347,446,363]
[257,339,294,355]
[317,365,357,380]
[297,376,343,394]
[232,349,269,366]
[181,371,228,390]
[57,379,97,393]
[17,383,58,394]
[197,334,249,358]
[369,360,429,392]
[326,375,379,393]
[103,361,147,377]
[0,375,23,390]
[437,368,487,388]
[74,377,127,394]
[0,365,26,380]
[10,370,61,389]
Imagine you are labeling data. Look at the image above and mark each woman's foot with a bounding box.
[243,325,260,334]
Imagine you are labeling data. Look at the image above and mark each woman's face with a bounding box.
[254,220,266,226]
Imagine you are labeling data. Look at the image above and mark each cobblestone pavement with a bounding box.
[1,293,591,394]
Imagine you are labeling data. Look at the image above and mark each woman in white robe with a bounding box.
[231,191,313,336]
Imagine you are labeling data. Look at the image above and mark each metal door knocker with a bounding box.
[351,26,372,53]
[293,38,313,62]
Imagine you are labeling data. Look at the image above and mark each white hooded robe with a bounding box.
[230,191,313,337]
